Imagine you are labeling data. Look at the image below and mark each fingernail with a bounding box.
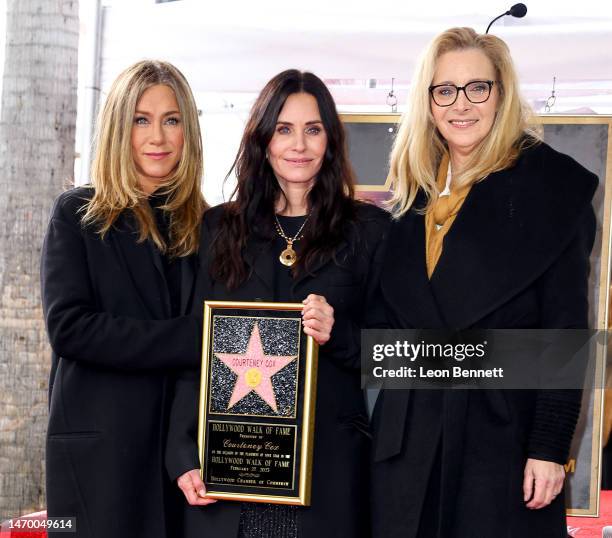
[199,489,206,497]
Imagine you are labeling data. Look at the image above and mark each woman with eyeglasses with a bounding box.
[370,27,597,537]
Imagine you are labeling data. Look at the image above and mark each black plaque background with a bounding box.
[206,421,297,490]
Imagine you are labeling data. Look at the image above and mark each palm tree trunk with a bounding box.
[0,0,78,519]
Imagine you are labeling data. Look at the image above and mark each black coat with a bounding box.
[370,142,598,538]
[166,201,390,538]
[41,187,202,538]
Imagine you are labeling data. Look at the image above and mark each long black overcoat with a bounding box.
[41,187,202,538]
[166,202,389,538]
[370,142,598,538]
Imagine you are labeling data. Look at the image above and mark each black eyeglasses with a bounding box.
[429,80,496,107]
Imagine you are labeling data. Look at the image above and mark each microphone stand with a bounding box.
[486,3,528,34]
[486,11,510,34]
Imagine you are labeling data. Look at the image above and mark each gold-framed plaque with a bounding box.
[197,300,319,506]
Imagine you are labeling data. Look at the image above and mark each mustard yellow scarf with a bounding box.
[425,154,472,278]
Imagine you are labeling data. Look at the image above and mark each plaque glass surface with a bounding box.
[198,300,319,506]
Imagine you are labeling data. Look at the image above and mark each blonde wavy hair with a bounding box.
[83,60,206,256]
[388,27,539,217]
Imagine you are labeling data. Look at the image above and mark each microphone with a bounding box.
[486,3,528,34]
[509,3,527,17]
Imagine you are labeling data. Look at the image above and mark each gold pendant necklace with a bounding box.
[280,241,297,267]
[274,214,309,267]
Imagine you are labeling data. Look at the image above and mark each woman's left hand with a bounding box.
[523,458,565,509]
[302,294,334,345]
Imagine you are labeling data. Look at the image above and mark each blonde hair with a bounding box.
[83,60,206,256]
[388,27,539,217]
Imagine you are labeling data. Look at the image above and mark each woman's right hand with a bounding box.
[176,469,218,506]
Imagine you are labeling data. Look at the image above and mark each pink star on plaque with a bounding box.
[215,322,297,413]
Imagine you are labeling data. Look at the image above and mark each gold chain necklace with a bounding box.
[274,214,310,267]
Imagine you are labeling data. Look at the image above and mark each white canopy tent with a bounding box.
[95,0,612,108]
[75,0,612,200]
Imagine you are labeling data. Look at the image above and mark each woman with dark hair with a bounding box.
[166,69,389,538]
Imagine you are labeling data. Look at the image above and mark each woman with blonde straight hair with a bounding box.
[371,27,597,537]
[41,60,206,538]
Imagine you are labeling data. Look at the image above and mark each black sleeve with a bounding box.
[527,206,596,464]
[40,193,202,370]
[165,213,217,480]
[165,369,202,481]
[323,210,391,368]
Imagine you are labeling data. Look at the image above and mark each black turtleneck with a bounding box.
[149,191,182,317]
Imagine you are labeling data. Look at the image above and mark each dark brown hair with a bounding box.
[211,69,356,289]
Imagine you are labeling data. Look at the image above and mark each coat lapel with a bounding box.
[291,238,351,297]
[179,253,197,314]
[429,170,517,329]
[146,239,172,316]
[244,235,275,296]
[111,213,170,318]
[429,144,597,329]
